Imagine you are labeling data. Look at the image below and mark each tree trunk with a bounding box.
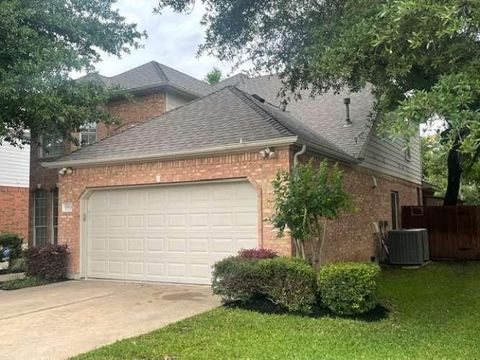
[444,138,462,205]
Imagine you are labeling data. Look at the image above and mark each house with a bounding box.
[35,61,422,284]
[0,141,30,240]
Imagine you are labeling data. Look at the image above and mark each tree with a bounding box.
[271,161,352,268]
[204,67,223,84]
[156,0,480,205]
[423,135,480,205]
[0,0,145,146]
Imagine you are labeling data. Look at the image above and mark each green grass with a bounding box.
[74,262,480,360]
[0,276,53,290]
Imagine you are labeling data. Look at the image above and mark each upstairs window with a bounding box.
[41,133,64,157]
[79,123,97,147]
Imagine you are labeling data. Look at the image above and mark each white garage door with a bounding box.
[85,181,258,284]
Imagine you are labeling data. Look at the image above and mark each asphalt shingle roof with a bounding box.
[215,74,376,157]
[59,66,378,166]
[78,61,211,96]
[56,86,351,165]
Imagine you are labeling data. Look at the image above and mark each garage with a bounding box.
[84,180,258,284]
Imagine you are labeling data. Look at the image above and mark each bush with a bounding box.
[212,256,266,302]
[9,257,26,273]
[25,244,69,280]
[212,255,318,313]
[0,233,23,261]
[318,262,381,315]
[0,276,50,291]
[261,257,317,313]
[238,248,278,259]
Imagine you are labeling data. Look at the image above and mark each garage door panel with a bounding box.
[146,237,165,252]
[146,214,165,228]
[86,181,258,284]
[166,237,187,253]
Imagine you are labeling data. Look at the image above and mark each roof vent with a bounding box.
[343,97,352,127]
[252,94,265,103]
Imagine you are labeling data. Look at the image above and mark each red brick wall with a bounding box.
[57,148,292,276]
[300,154,421,263]
[0,186,29,240]
[97,92,166,140]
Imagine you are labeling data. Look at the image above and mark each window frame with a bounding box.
[39,133,64,158]
[34,190,48,246]
[51,188,59,244]
[79,123,97,148]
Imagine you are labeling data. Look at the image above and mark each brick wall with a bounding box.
[0,186,29,240]
[57,148,292,276]
[97,92,166,140]
[300,153,421,263]
[30,91,167,244]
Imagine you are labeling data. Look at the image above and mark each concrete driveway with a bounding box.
[0,280,220,360]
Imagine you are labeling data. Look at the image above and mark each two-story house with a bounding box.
[37,60,422,284]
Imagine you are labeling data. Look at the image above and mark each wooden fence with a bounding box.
[402,206,480,260]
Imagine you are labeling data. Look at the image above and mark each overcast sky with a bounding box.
[88,0,237,81]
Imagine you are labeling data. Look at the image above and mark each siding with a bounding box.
[359,133,422,185]
[0,142,30,187]
[165,91,194,111]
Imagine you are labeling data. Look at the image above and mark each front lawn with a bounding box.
[74,262,480,360]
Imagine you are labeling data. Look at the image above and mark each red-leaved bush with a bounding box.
[25,244,69,280]
[238,248,278,259]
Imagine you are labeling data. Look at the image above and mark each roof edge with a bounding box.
[42,137,298,169]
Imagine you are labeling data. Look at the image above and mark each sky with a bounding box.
[89,0,237,81]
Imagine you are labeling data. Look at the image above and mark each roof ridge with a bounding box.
[227,87,294,137]
[152,61,210,86]
[151,61,169,83]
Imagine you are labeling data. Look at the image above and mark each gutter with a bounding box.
[42,136,299,169]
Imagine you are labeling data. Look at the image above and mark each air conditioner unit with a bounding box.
[387,229,429,265]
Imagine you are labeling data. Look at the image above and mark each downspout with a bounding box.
[293,144,307,169]
[292,144,307,258]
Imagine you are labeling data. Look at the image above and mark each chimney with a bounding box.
[343,97,352,126]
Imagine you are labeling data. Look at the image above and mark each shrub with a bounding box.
[212,256,266,302]
[25,244,69,280]
[0,233,23,261]
[9,257,26,273]
[261,257,317,313]
[318,262,381,315]
[0,276,50,291]
[212,255,318,313]
[238,248,278,259]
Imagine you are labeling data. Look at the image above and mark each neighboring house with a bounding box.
[0,141,30,240]
[37,61,422,284]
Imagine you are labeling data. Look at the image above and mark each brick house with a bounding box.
[37,61,422,284]
[0,141,30,240]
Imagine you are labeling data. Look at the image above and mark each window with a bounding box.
[79,123,97,147]
[41,133,64,157]
[34,190,48,246]
[391,191,399,230]
[52,188,59,244]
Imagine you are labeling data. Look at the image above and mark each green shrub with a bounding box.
[261,257,317,313]
[212,256,318,313]
[318,262,381,315]
[9,257,26,273]
[0,276,50,291]
[26,244,69,280]
[0,233,23,261]
[212,256,266,302]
